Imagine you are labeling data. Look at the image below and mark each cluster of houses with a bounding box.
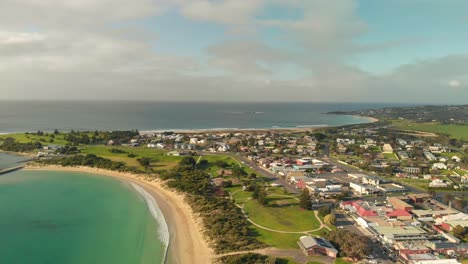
[331,126,467,191]
[141,130,320,156]
[340,193,467,263]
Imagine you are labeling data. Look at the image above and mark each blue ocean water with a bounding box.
[0,101,405,133]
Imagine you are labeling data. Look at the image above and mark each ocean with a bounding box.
[0,101,405,133]
[0,169,167,264]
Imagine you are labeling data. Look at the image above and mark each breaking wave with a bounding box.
[130,183,170,264]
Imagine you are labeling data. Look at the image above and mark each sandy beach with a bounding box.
[24,165,213,264]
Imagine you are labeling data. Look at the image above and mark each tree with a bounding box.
[324,214,336,225]
[313,132,327,141]
[180,156,196,168]
[299,189,312,210]
[252,184,260,199]
[257,188,268,206]
[137,157,151,168]
[53,129,59,135]
[318,205,331,217]
[452,225,467,240]
[249,172,257,179]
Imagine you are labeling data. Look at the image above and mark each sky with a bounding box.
[0,0,467,103]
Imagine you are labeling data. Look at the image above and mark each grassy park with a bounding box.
[391,120,468,140]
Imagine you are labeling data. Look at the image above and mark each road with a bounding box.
[236,155,300,194]
[200,151,300,194]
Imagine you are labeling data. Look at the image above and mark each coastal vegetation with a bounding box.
[0,137,42,152]
[160,161,265,253]
[217,253,277,264]
[39,154,146,174]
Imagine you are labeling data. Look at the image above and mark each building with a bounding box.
[388,197,414,212]
[298,236,338,258]
[404,167,421,175]
[362,174,381,185]
[372,226,427,244]
[408,194,432,204]
[429,179,448,188]
[387,209,413,221]
[340,200,377,217]
[398,151,410,160]
[350,182,378,195]
[432,163,447,170]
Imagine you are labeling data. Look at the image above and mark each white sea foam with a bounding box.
[130,183,170,264]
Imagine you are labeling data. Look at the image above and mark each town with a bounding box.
[1,119,467,264]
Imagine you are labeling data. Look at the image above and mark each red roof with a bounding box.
[357,206,377,216]
[387,209,411,217]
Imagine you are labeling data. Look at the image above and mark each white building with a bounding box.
[432,163,447,170]
[429,179,448,188]
[350,182,378,195]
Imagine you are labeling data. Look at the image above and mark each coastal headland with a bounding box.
[25,165,213,264]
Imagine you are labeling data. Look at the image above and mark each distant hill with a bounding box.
[328,104,468,123]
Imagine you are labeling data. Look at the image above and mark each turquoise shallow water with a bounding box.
[0,170,164,264]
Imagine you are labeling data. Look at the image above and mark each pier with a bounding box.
[0,165,25,175]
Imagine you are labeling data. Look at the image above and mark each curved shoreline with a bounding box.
[130,183,170,264]
[24,165,213,264]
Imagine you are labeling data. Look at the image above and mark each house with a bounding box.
[451,156,461,163]
[424,151,437,161]
[429,179,448,188]
[383,143,394,153]
[298,236,338,258]
[398,151,410,160]
[432,163,447,170]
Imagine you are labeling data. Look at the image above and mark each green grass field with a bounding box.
[252,227,304,249]
[383,152,398,160]
[391,120,468,140]
[80,145,181,170]
[244,195,321,232]
[393,178,430,190]
[0,132,69,146]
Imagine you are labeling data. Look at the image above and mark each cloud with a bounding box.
[0,0,466,104]
[181,0,264,28]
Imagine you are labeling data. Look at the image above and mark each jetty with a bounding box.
[0,165,25,175]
